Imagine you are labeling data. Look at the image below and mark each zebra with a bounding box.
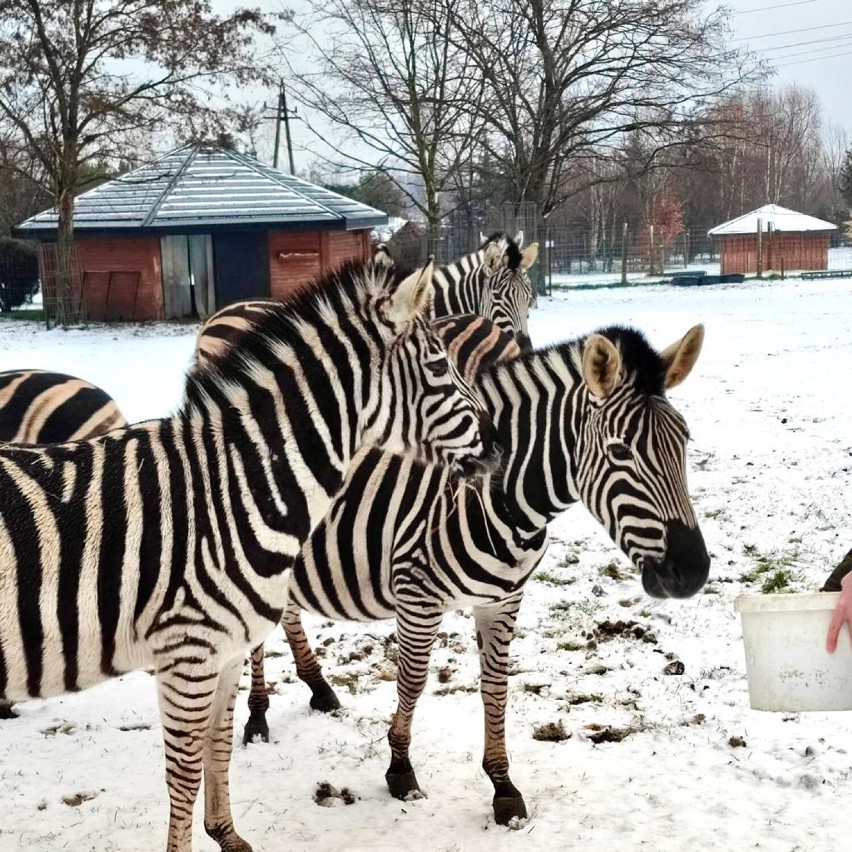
[431,231,538,348]
[193,233,539,369]
[0,259,499,852]
[0,369,128,720]
[240,314,710,825]
[0,369,127,443]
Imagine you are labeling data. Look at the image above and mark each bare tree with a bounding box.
[0,0,279,324]
[283,0,489,256]
[443,0,759,217]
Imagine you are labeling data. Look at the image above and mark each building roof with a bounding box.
[15,146,388,238]
[708,204,837,237]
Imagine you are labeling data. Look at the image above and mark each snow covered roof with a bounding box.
[708,204,837,237]
[15,146,388,237]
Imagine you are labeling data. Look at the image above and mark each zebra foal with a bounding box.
[244,315,710,824]
[0,260,498,852]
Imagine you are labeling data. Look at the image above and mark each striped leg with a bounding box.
[243,645,270,745]
[282,603,341,712]
[203,656,252,851]
[385,603,444,800]
[474,593,527,824]
[156,660,222,852]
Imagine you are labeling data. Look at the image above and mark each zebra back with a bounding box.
[0,369,127,444]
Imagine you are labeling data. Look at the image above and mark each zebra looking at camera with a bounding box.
[0,369,128,721]
[193,233,539,369]
[241,315,710,826]
[0,260,498,852]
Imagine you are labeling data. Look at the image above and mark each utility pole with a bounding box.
[265,81,299,173]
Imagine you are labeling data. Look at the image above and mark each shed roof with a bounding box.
[708,204,837,237]
[15,146,388,238]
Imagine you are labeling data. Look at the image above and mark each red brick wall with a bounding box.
[720,233,831,275]
[267,229,372,300]
[75,237,163,321]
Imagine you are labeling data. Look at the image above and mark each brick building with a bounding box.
[708,205,837,276]
[14,146,387,321]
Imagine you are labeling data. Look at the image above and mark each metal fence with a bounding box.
[386,204,852,294]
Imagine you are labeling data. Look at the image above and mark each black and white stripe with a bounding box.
[0,260,496,852]
[0,369,127,443]
[431,232,539,348]
[244,317,710,824]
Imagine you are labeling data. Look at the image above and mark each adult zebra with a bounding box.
[193,232,539,367]
[0,369,128,720]
[241,314,710,825]
[0,260,498,852]
[0,369,127,443]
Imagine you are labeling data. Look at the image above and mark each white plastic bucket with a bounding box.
[734,593,852,712]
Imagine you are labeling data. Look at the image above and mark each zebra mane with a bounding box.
[182,259,408,414]
[479,232,522,270]
[481,325,667,396]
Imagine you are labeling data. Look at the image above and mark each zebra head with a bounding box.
[372,261,501,477]
[478,233,539,350]
[574,324,709,599]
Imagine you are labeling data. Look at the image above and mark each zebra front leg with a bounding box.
[203,655,252,852]
[243,645,270,744]
[474,593,527,825]
[282,602,341,712]
[156,661,228,852]
[385,605,444,801]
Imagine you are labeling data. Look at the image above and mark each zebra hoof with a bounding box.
[385,769,423,801]
[205,823,253,852]
[310,686,342,714]
[242,711,270,745]
[0,702,19,720]
[493,792,527,825]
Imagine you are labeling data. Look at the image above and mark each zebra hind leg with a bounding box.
[385,605,444,801]
[204,655,252,851]
[156,660,242,852]
[244,644,270,744]
[474,595,527,825]
[282,603,341,713]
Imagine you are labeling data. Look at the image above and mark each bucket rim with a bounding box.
[734,592,841,613]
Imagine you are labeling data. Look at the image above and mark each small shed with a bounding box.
[14,146,388,321]
[708,204,837,276]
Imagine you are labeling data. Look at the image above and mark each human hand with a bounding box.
[827,571,852,653]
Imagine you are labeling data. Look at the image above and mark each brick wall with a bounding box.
[76,237,163,321]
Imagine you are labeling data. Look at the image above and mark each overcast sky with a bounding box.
[724,0,851,130]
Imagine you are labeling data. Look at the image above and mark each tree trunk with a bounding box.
[55,185,76,328]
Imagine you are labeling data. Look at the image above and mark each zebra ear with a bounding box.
[581,334,622,398]
[479,231,488,245]
[514,230,524,249]
[372,243,393,268]
[520,243,539,269]
[386,261,434,324]
[660,324,705,389]
[483,242,504,275]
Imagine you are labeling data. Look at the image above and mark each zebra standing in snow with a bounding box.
[0,369,128,720]
[241,315,710,825]
[0,369,127,444]
[194,233,539,368]
[0,260,498,852]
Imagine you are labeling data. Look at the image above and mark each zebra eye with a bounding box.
[608,442,632,462]
[426,358,448,377]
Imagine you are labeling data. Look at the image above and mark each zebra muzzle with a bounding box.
[641,520,710,599]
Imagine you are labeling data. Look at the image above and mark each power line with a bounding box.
[774,48,852,68]
[769,39,852,62]
[732,20,852,42]
[734,0,818,14]
[755,32,852,53]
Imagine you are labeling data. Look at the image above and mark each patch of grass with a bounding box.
[433,684,477,696]
[703,508,725,520]
[739,545,801,589]
[329,673,360,694]
[556,639,586,652]
[762,569,793,594]
[534,569,572,586]
[2,308,45,322]
[549,599,603,620]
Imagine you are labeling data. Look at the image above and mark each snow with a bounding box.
[1,275,851,851]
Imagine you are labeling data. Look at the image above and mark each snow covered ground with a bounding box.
[1,275,851,851]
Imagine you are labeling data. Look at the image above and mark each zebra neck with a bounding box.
[479,349,582,531]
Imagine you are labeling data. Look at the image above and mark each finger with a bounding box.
[826,610,844,653]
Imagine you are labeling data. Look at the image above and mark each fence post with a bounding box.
[621,222,628,285]
[756,218,763,277]
[649,225,656,276]
[683,231,689,268]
